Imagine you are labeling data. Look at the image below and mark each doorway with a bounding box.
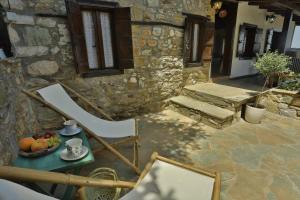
[270,31,281,51]
[211,2,238,77]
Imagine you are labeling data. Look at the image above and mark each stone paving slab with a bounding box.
[65,110,300,200]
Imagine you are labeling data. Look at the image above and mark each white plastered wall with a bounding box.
[230,2,284,78]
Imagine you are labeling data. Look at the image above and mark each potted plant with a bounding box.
[245,51,291,123]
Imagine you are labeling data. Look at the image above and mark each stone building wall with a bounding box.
[0,0,214,162]
[0,59,25,164]
[259,89,300,120]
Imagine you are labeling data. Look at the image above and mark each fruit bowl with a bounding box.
[18,132,61,158]
[19,143,60,158]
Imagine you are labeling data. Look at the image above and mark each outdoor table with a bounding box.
[13,131,95,200]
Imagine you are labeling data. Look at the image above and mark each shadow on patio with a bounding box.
[87,110,300,200]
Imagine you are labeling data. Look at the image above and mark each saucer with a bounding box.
[58,127,82,136]
[60,146,89,161]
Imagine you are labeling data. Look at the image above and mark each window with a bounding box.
[0,5,12,59]
[183,14,215,67]
[237,23,263,59]
[66,0,134,77]
[291,26,300,49]
[82,11,114,69]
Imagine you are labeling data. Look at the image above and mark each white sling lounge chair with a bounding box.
[0,153,221,200]
[119,152,220,200]
[23,82,140,174]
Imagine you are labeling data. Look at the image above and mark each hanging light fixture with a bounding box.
[211,0,223,12]
[266,14,276,23]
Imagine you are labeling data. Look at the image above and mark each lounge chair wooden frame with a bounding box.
[0,152,221,200]
[137,152,221,200]
[22,81,140,174]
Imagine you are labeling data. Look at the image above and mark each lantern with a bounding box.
[211,0,223,11]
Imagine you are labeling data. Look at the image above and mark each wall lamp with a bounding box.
[266,14,276,23]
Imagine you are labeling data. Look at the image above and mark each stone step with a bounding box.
[183,83,258,120]
[168,95,235,129]
[184,83,257,109]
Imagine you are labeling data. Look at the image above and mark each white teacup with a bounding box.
[64,120,77,133]
[65,138,82,157]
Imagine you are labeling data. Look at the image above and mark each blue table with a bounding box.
[13,131,95,199]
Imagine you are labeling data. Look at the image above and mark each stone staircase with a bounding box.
[167,83,258,129]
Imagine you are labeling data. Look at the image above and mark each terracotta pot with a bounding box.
[245,103,266,124]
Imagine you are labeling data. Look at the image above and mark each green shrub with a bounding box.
[278,73,300,91]
[253,51,292,107]
[254,51,291,79]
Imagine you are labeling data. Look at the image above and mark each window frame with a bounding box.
[80,3,118,75]
[183,13,215,68]
[66,0,134,77]
[237,23,262,60]
[190,20,205,64]
[183,13,209,67]
[81,7,117,71]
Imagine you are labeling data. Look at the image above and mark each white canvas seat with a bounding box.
[37,84,135,138]
[120,160,215,200]
[24,83,140,174]
[0,179,58,200]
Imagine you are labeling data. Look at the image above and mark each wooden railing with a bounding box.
[289,57,300,73]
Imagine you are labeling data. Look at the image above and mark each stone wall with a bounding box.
[0,58,25,164]
[0,0,213,162]
[259,89,300,120]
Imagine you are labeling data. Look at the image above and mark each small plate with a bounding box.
[60,146,89,161]
[58,127,82,136]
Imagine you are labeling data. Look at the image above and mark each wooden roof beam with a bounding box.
[275,1,300,15]
[235,0,300,15]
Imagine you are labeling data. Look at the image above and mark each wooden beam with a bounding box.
[238,0,300,14]
[278,9,293,53]
[276,1,300,15]
[0,166,136,188]
[293,14,300,24]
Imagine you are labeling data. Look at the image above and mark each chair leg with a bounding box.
[133,140,139,168]
[133,118,140,168]
[90,134,141,175]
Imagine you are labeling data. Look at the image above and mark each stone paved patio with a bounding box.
[75,110,300,200]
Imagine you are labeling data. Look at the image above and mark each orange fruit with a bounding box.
[31,140,48,152]
[19,137,35,152]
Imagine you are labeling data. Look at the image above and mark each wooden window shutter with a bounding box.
[183,17,193,65]
[113,7,134,69]
[66,0,89,74]
[201,21,215,64]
